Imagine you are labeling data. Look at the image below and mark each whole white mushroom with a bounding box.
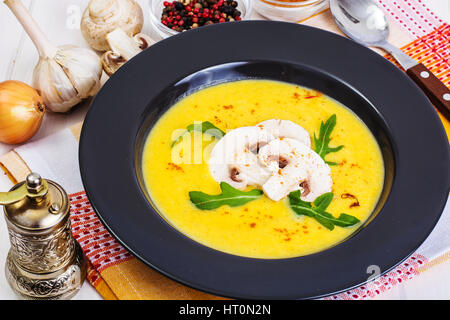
[81,0,144,51]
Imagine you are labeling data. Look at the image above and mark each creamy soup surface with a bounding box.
[142,80,384,259]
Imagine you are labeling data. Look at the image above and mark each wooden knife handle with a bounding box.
[406,63,450,120]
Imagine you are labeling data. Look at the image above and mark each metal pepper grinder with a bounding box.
[1,173,87,300]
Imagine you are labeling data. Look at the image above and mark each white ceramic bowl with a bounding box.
[253,0,329,22]
[148,0,253,40]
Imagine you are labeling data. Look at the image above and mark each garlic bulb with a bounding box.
[101,28,154,76]
[5,0,103,113]
[81,0,144,51]
[33,45,102,112]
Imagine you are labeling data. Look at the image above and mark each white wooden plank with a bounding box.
[0,0,32,81]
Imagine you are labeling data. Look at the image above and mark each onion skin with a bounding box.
[0,80,46,144]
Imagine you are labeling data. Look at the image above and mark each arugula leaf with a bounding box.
[313,192,334,211]
[313,114,344,165]
[288,191,360,230]
[189,182,263,210]
[171,121,225,147]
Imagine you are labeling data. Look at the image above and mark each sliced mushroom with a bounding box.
[101,28,154,76]
[248,141,267,154]
[208,126,275,190]
[256,119,311,148]
[208,120,333,202]
[267,155,289,169]
[299,180,310,197]
[230,167,243,183]
[258,138,332,202]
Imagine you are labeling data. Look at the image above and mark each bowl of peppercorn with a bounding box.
[149,0,252,40]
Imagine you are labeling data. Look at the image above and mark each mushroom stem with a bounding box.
[106,28,150,60]
[101,28,153,76]
[4,0,58,59]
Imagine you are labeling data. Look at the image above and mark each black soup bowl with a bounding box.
[79,21,450,299]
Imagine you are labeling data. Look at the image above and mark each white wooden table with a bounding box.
[0,0,449,300]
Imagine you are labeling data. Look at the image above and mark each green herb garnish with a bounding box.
[288,190,360,230]
[171,121,225,147]
[189,182,263,210]
[313,114,344,165]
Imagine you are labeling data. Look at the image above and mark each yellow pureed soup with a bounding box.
[142,80,384,259]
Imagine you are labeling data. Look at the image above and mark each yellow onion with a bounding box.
[0,80,46,144]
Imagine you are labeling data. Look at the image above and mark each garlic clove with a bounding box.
[81,0,144,51]
[101,28,153,76]
[55,45,103,98]
[33,58,82,113]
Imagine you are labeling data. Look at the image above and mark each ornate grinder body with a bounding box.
[1,173,87,299]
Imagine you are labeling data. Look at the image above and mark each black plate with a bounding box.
[79,21,450,299]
